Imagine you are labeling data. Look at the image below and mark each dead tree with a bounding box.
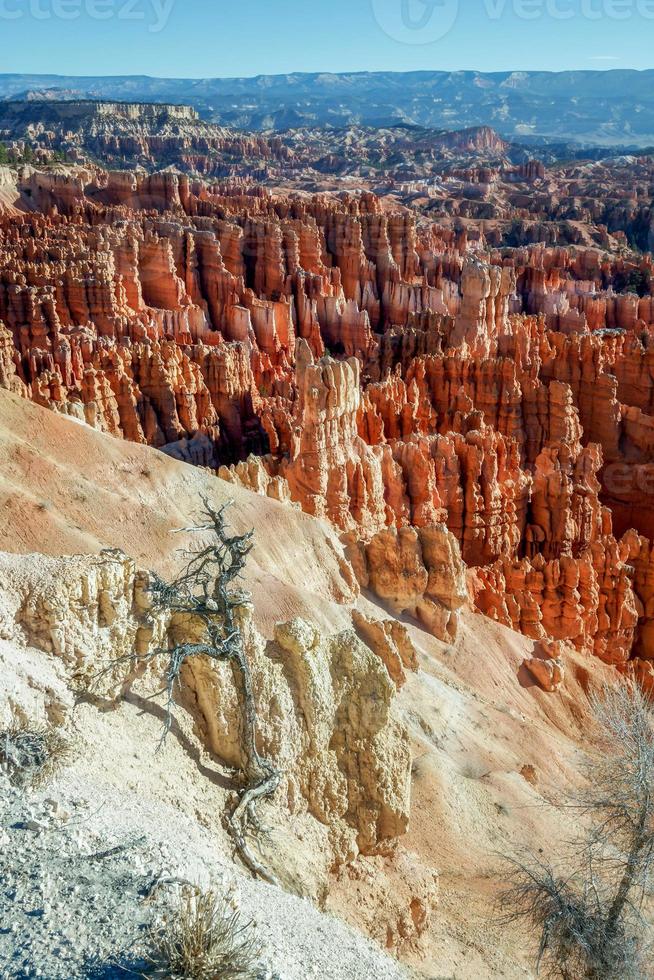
[97,499,280,886]
[499,683,654,979]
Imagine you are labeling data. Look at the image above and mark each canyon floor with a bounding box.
[0,387,618,978]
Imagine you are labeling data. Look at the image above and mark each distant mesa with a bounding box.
[0,99,199,124]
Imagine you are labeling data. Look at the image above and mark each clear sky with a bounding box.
[0,0,651,77]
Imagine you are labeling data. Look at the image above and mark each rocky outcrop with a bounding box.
[9,551,411,865]
[0,321,25,394]
[351,610,419,689]
[346,524,468,643]
[469,529,642,666]
[524,653,565,693]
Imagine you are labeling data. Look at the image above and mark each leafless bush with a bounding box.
[499,682,654,979]
[146,889,262,980]
[0,717,71,787]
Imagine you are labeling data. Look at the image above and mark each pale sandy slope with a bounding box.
[0,389,615,978]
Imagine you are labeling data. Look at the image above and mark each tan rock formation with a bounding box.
[524,655,565,693]
[0,321,25,394]
[351,610,419,689]
[346,524,468,643]
[13,550,411,865]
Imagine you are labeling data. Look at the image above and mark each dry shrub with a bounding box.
[499,857,644,979]
[499,683,654,979]
[0,718,71,787]
[147,889,262,980]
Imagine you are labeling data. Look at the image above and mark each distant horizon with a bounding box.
[2,65,654,82]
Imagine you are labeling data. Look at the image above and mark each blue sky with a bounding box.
[0,0,651,77]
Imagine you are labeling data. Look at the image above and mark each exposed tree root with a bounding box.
[93,498,281,886]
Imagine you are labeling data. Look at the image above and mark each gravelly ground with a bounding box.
[0,769,412,980]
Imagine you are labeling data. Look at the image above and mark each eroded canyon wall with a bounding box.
[2,167,654,681]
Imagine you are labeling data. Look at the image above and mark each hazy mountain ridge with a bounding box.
[2,69,654,144]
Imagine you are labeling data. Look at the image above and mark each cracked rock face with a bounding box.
[2,550,411,868]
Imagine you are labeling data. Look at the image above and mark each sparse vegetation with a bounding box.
[0,140,66,166]
[499,683,654,979]
[0,717,71,787]
[145,889,262,980]
[615,267,651,298]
